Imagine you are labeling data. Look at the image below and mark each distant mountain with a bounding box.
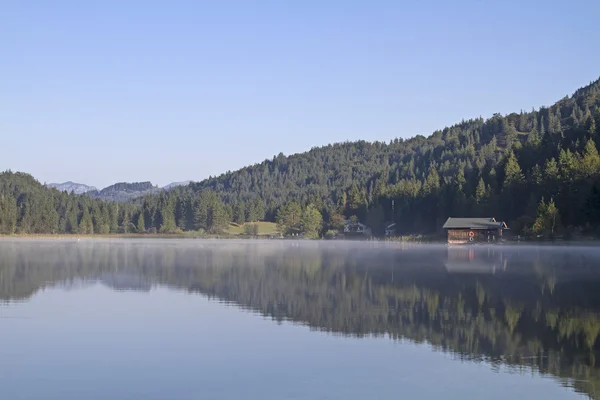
[49,180,189,202]
[162,180,191,190]
[47,181,97,195]
[88,181,161,202]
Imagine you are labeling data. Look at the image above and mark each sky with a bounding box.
[1,0,599,189]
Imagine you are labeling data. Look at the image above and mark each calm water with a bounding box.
[1,240,600,399]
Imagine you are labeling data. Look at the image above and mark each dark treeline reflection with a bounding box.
[2,240,600,398]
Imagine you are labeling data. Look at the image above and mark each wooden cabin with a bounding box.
[442,217,508,244]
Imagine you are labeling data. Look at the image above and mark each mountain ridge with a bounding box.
[46,180,192,202]
[47,181,97,195]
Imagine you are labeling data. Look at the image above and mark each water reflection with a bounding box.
[1,240,600,398]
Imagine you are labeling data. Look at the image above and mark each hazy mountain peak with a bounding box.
[163,180,192,190]
[47,181,97,195]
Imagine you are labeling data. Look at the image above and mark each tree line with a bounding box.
[0,171,261,235]
[1,77,600,237]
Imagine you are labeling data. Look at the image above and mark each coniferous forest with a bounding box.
[2,77,600,237]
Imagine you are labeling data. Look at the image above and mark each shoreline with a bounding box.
[1,234,599,245]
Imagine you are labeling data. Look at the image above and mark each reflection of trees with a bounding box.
[2,241,600,398]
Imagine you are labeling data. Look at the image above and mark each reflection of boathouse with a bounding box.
[442,217,507,244]
[445,246,506,274]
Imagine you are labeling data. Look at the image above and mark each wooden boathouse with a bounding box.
[442,217,508,244]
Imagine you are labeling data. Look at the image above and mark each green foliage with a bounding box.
[276,201,302,236]
[533,198,561,236]
[324,229,337,239]
[328,213,345,232]
[157,195,177,233]
[581,140,600,177]
[422,166,440,195]
[246,196,265,222]
[243,223,259,237]
[79,207,94,235]
[277,202,324,237]
[300,205,323,238]
[503,152,525,187]
[544,158,559,181]
[121,211,131,233]
[0,195,17,234]
[233,201,245,224]
[137,212,146,233]
[346,184,364,214]
[194,190,228,234]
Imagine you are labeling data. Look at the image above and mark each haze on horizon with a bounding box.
[2,0,599,188]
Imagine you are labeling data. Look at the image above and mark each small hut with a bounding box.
[442,217,507,244]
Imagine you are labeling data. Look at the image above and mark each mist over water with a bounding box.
[1,239,599,399]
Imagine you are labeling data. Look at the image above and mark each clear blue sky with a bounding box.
[2,0,599,189]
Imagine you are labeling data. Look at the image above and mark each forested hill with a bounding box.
[184,76,600,235]
[1,77,600,236]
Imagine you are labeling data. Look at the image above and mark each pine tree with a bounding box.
[0,195,17,234]
[250,196,265,222]
[533,198,560,237]
[589,116,598,138]
[475,178,486,204]
[194,191,228,233]
[549,113,563,135]
[79,207,94,235]
[503,152,524,187]
[208,202,228,233]
[233,201,246,224]
[530,114,538,131]
[581,140,600,177]
[544,158,559,181]
[422,166,440,195]
[347,184,363,212]
[488,167,498,192]
[175,196,190,229]
[109,204,119,233]
[518,111,528,131]
[121,211,130,234]
[530,165,543,187]
[276,202,302,236]
[539,115,546,135]
[137,212,146,233]
[558,149,577,180]
[300,204,323,238]
[91,204,102,233]
[527,127,540,147]
[66,204,79,234]
[158,196,177,233]
[504,121,519,149]
[337,191,347,214]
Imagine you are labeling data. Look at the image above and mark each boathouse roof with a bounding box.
[442,217,507,230]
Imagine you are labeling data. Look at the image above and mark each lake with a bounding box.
[1,239,599,399]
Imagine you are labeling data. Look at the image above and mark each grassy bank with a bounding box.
[225,222,278,236]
